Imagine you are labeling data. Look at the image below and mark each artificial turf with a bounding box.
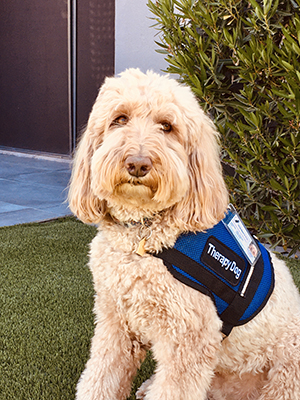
[0,217,298,399]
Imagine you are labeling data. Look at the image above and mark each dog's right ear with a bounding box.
[68,113,107,224]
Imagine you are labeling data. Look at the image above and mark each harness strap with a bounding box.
[155,248,236,304]
[219,251,264,327]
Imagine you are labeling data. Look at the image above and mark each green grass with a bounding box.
[0,217,96,399]
[0,217,298,399]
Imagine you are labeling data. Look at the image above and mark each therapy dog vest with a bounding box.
[154,210,274,336]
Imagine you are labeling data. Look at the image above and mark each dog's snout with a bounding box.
[125,156,153,177]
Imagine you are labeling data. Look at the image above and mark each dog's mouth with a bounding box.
[127,179,144,186]
[116,179,157,193]
[113,176,158,204]
[116,174,157,189]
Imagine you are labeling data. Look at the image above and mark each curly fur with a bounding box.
[69,68,300,400]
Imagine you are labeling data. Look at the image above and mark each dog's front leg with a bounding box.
[76,296,146,400]
[143,299,222,400]
[148,340,218,400]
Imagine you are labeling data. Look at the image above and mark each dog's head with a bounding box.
[69,69,228,231]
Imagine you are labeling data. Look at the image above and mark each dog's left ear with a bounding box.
[173,110,229,231]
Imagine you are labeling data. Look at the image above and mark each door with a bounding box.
[0,0,114,155]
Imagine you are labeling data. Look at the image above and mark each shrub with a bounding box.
[148,0,300,255]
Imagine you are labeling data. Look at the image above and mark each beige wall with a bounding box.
[115,0,168,74]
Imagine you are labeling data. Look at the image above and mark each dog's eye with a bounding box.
[112,115,128,126]
[160,122,172,133]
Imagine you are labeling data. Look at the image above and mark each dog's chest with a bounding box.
[89,233,218,341]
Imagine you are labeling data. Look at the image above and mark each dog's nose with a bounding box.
[124,156,153,177]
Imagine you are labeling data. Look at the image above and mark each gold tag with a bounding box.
[136,237,146,256]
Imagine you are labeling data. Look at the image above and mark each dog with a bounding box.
[69,68,300,400]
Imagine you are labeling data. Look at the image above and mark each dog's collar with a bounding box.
[109,213,163,256]
[110,215,153,228]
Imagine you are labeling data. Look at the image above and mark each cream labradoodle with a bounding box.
[69,68,300,400]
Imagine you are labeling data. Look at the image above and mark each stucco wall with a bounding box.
[115,0,168,74]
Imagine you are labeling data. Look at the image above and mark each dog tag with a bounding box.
[136,237,146,256]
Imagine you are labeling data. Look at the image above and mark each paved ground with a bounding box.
[0,152,72,227]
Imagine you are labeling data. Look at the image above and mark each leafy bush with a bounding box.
[148,0,300,254]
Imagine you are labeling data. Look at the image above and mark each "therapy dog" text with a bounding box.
[207,243,242,280]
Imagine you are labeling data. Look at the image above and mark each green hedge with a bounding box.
[148,0,300,255]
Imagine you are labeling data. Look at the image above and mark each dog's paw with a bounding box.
[136,376,155,399]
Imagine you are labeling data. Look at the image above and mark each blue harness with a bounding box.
[154,211,274,336]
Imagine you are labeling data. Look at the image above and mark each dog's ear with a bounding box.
[68,93,108,224]
[68,127,107,224]
[173,110,229,231]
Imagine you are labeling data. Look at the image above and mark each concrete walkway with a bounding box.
[0,151,72,227]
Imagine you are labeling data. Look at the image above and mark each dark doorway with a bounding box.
[0,0,114,155]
